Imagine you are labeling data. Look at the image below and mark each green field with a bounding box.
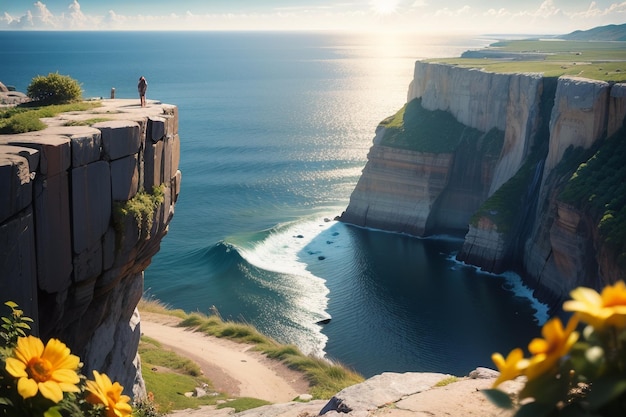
[427,39,626,82]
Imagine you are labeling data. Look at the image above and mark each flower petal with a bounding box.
[5,357,28,378]
[38,380,64,403]
[16,377,38,400]
[50,368,80,385]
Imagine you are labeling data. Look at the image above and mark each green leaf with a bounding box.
[15,322,31,329]
[43,406,63,417]
[481,389,514,409]
[515,401,556,417]
[586,375,626,410]
[4,301,18,308]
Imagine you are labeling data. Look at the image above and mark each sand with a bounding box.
[139,312,310,403]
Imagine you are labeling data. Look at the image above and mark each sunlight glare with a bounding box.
[371,0,399,15]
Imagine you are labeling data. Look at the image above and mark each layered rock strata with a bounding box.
[0,99,181,396]
[341,60,626,305]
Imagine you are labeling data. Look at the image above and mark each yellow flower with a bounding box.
[5,335,80,402]
[524,317,578,381]
[491,347,527,387]
[563,281,626,329]
[85,370,133,417]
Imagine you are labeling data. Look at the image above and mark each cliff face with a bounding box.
[0,100,181,396]
[341,62,626,306]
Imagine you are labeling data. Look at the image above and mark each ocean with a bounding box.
[0,30,548,377]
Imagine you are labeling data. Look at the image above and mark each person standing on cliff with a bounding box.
[138,76,147,107]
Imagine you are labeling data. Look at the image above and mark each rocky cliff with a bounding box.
[341,61,626,307]
[0,99,181,397]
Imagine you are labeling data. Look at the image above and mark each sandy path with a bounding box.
[139,312,309,403]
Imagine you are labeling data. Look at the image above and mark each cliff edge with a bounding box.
[341,61,626,307]
[0,99,181,396]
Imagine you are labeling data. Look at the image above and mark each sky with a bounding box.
[0,0,625,34]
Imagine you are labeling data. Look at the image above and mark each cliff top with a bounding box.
[429,38,626,82]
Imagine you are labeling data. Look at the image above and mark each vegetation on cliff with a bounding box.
[27,72,82,105]
[0,102,101,134]
[112,185,166,243]
[379,98,503,155]
[559,128,626,269]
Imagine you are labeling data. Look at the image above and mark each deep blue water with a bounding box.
[0,31,547,377]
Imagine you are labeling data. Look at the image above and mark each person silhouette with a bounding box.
[138,76,148,107]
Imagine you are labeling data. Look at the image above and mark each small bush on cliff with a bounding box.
[113,184,166,244]
[27,72,82,105]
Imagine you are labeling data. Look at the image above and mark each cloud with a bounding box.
[33,1,58,28]
[0,0,625,33]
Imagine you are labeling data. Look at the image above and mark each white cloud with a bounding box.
[0,0,625,33]
[33,1,58,28]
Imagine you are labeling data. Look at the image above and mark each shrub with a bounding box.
[26,72,82,104]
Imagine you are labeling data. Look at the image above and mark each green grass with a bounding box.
[64,117,112,126]
[427,39,626,82]
[434,376,459,387]
[141,299,364,401]
[0,102,101,133]
[216,398,271,412]
[380,98,494,154]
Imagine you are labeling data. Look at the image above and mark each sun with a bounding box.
[370,0,400,15]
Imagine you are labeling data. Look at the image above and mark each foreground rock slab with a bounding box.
[166,370,522,417]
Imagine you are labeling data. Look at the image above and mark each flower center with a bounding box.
[27,358,52,382]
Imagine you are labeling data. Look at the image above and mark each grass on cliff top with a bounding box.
[427,39,626,82]
[379,98,504,157]
[380,98,484,153]
[0,101,101,134]
[138,298,364,401]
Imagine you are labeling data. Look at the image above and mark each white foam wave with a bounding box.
[446,253,549,325]
[234,216,339,357]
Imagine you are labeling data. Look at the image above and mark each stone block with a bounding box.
[71,161,111,253]
[111,155,139,201]
[2,135,70,176]
[102,226,116,270]
[34,172,73,293]
[162,135,173,186]
[162,105,179,136]
[173,169,182,203]
[143,140,163,190]
[0,152,32,223]
[0,207,39,324]
[0,144,40,172]
[70,129,101,167]
[147,117,165,143]
[73,242,103,283]
[170,133,180,177]
[94,120,141,161]
[66,276,96,324]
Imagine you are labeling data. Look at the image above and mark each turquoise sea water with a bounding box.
[0,31,548,377]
